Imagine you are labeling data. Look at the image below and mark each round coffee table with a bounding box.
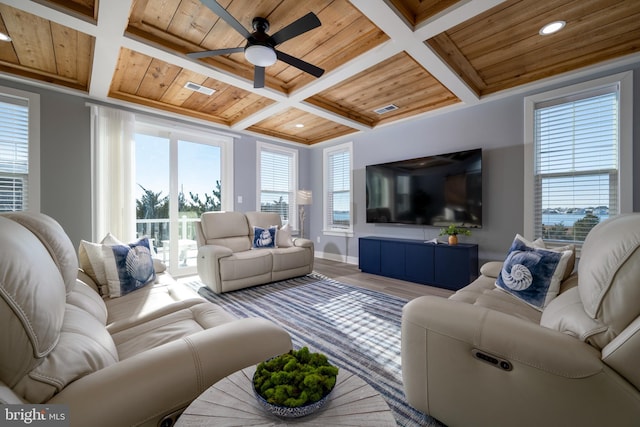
[176,365,397,426]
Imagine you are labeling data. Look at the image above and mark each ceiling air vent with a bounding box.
[373,104,398,115]
[184,81,216,96]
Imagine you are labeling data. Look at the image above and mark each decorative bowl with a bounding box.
[251,347,338,419]
[252,383,333,418]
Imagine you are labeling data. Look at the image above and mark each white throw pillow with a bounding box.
[276,223,294,248]
[78,233,121,296]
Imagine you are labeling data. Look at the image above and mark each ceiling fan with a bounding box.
[187,0,325,88]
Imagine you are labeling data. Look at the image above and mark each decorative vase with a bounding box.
[448,235,458,245]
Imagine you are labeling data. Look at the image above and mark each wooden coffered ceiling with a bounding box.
[0,0,639,145]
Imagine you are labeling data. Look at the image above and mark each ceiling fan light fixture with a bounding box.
[245,44,277,67]
[539,20,566,36]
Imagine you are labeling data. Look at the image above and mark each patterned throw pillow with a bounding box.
[103,237,156,298]
[253,226,277,248]
[530,239,576,281]
[495,234,572,310]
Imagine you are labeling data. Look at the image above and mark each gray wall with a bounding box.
[310,62,640,265]
[0,79,94,247]
[309,96,527,264]
[1,59,638,262]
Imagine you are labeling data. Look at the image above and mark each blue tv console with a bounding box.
[358,236,479,291]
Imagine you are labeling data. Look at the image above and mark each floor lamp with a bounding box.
[297,190,312,239]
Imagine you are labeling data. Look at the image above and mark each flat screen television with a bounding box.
[366,148,482,227]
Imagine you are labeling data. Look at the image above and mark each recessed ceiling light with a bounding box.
[0,32,11,42]
[295,123,304,128]
[539,21,566,36]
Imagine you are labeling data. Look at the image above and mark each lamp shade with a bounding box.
[297,190,312,205]
[245,44,277,67]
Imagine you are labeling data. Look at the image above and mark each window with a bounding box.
[524,72,633,245]
[324,142,353,235]
[135,120,233,275]
[0,88,39,212]
[257,142,297,227]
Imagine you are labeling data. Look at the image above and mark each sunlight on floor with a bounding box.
[313,290,402,372]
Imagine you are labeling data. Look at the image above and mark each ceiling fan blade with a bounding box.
[187,47,244,59]
[200,0,251,39]
[276,50,324,78]
[254,66,265,88]
[269,12,321,46]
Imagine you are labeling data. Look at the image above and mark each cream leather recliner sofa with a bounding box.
[402,213,640,427]
[195,211,314,293]
[0,212,292,427]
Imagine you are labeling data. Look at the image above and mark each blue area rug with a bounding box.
[187,274,444,427]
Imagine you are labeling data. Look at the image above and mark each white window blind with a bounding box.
[260,146,295,224]
[326,146,351,229]
[0,96,29,212]
[534,86,619,243]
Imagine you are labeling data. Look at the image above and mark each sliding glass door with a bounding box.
[135,124,232,276]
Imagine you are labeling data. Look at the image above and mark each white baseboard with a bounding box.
[315,251,359,266]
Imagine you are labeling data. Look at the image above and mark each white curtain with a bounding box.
[92,105,136,242]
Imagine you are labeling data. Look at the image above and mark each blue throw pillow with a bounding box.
[253,226,277,248]
[495,235,571,310]
[102,237,156,298]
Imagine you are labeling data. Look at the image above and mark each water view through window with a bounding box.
[535,89,618,243]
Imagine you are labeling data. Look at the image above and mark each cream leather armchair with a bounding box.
[0,212,292,427]
[401,214,640,427]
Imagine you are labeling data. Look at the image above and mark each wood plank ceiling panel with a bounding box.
[427,0,640,96]
[247,108,357,145]
[0,4,93,91]
[307,52,460,127]
[388,0,463,26]
[32,0,97,22]
[109,48,275,126]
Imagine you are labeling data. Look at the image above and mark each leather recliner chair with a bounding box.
[401,213,640,426]
[0,212,292,427]
[195,211,314,293]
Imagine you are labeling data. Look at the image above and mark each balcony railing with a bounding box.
[136,216,199,267]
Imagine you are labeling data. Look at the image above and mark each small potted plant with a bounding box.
[439,224,471,245]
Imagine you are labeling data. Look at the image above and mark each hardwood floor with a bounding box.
[312,257,453,301]
[179,257,454,301]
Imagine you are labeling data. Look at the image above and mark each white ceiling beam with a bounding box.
[121,36,289,103]
[89,0,133,99]
[290,39,402,101]
[1,0,133,100]
[1,0,98,34]
[231,40,402,131]
[230,91,372,132]
[349,0,479,105]
[296,101,372,131]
